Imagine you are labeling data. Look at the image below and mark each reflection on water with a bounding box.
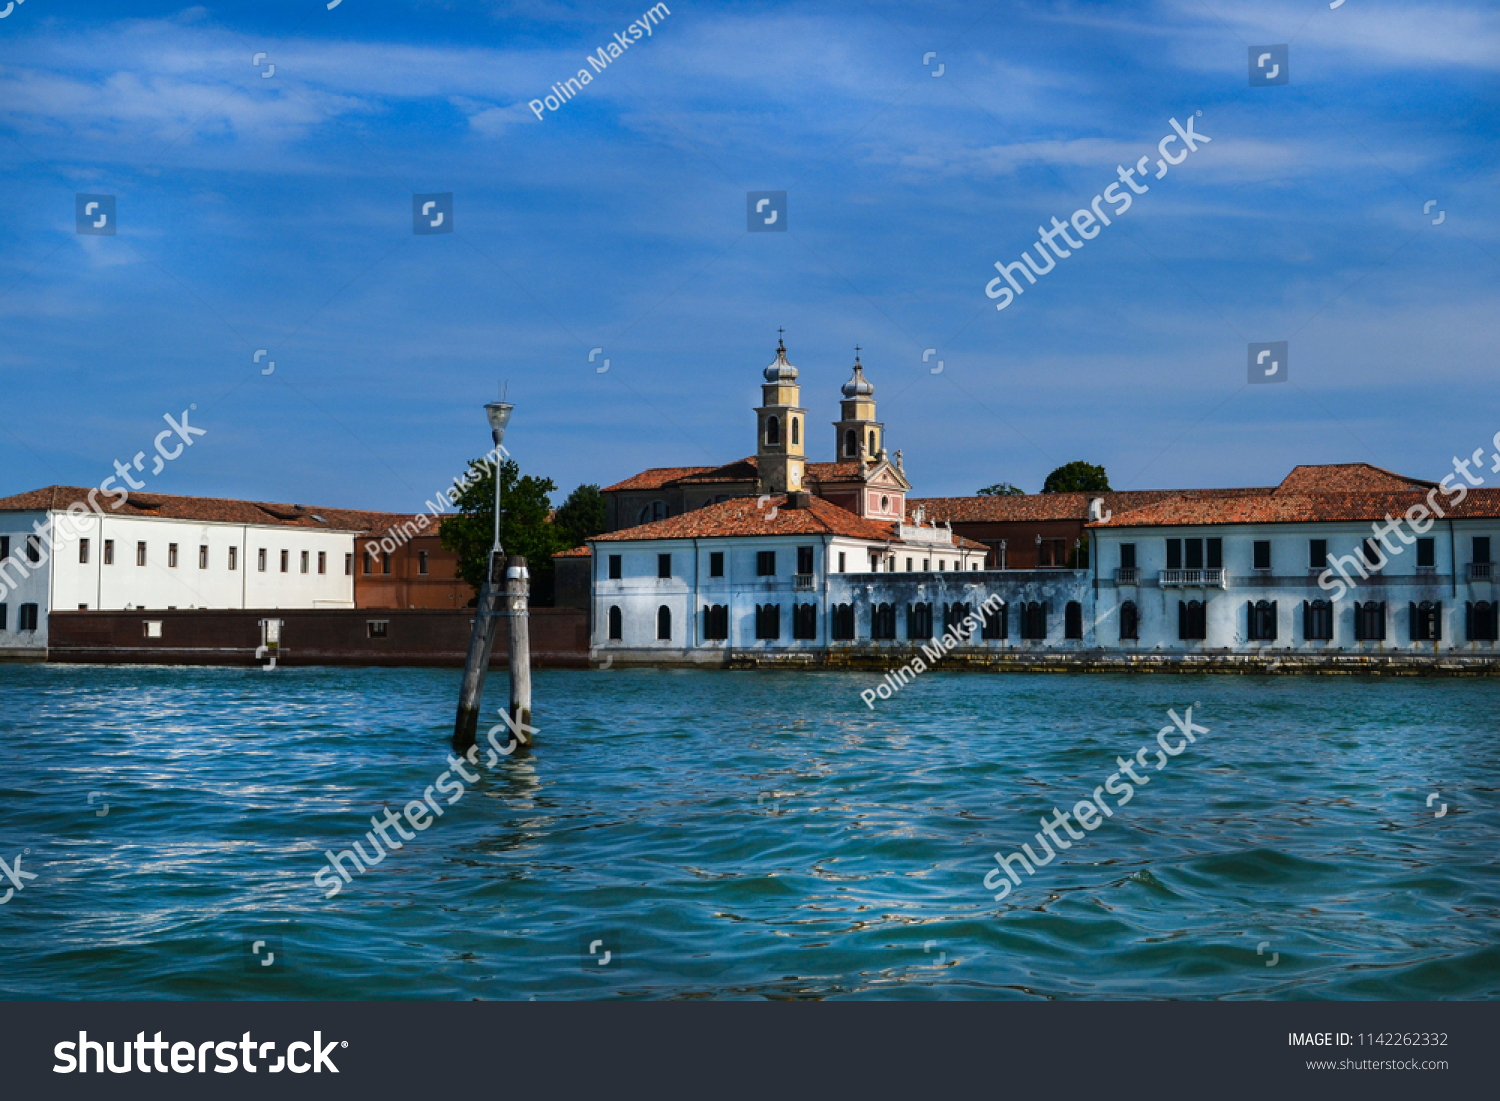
[0,664,1497,999]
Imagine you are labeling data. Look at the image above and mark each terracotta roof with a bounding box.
[554,545,592,558]
[806,461,866,483]
[592,494,987,550]
[1273,463,1436,495]
[906,488,1270,524]
[360,512,456,539]
[0,485,392,532]
[1092,487,1500,528]
[603,459,758,492]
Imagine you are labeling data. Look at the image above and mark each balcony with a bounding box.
[1114,567,1139,586]
[1159,568,1225,588]
[793,573,816,590]
[1471,562,1494,581]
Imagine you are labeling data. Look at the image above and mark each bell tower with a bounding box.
[832,348,884,463]
[755,333,807,495]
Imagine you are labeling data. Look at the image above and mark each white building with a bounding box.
[0,487,374,658]
[1089,464,1500,654]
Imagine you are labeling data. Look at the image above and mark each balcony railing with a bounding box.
[1114,567,1139,586]
[1471,562,1494,581]
[793,573,816,590]
[1159,568,1225,588]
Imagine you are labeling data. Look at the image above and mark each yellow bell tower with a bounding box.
[755,333,807,495]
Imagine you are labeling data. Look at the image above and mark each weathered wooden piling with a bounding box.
[504,555,532,734]
[452,552,503,752]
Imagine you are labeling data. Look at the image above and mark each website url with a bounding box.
[1307,1059,1448,1071]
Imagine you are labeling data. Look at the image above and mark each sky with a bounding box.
[1,0,1497,512]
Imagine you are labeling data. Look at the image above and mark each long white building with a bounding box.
[0,487,378,658]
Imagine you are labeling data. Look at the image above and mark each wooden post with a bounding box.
[505,555,532,738]
[452,552,503,752]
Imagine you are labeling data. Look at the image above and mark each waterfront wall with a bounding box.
[44,608,589,668]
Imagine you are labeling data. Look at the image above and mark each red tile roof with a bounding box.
[605,456,882,494]
[553,545,592,558]
[1273,463,1436,495]
[0,485,404,531]
[593,493,898,543]
[907,488,1272,524]
[1093,487,1500,528]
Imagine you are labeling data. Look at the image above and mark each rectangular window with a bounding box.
[1252,541,1271,570]
[709,551,724,578]
[1206,538,1222,570]
[198,544,208,569]
[797,546,814,575]
[362,551,371,576]
[137,541,147,567]
[1165,538,1182,570]
[300,551,310,574]
[907,602,933,640]
[1120,543,1136,569]
[0,604,6,630]
[319,551,327,575]
[343,553,351,576]
[259,549,268,572]
[78,603,88,610]
[79,538,90,564]
[1362,538,1383,567]
[1020,602,1049,640]
[1247,600,1278,641]
[367,620,389,639]
[1184,538,1203,570]
[982,602,1008,640]
[1038,539,1066,567]
[141,618,161,638]
[905,557,913,571]
[870,602,896,639]
[0,536,8,560]
[830,603,855,641]
[793,603,817,640]
[1474,536,1492,564]
[608,554,622,580]
[922,559,929,571]
[280,550,289,573]
[104,539,114,565]
[755,603,781,640]
[25,535,41,563]
[1409,601,1441,641]
[1416,538,1435,568]
[19,603,39,631]
[168,543,178,568]
[658,553,671,579]
[703,604,729,640]
[381,553,391,575]
[1177,600,1206,640]
[1309,539,1327,569]
[229,546,238,571]
[838,552,846,573]
[1304,600,1333,641]
[416,551,427,575]
[757,550,776,577]
[1354,601,1386,641]
[1466,601,1498,642]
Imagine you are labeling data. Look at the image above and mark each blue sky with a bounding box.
[1,0,1497,510]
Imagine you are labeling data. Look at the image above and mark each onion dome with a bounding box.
[764,336,798,382]
[842,351,874,398]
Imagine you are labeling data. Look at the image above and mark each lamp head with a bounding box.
[485,401,514,447]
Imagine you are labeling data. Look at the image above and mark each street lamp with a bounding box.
[484,401,513,571]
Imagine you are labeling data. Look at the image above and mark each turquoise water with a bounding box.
[1,664,1497,1000]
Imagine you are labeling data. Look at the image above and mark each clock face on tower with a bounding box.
[789,466,801,488]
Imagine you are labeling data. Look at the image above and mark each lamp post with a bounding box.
[453,399,529,753]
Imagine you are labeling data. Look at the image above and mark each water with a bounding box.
[1,664,1497,1000]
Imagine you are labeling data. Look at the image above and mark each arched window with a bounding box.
[845,429,857,456]
[1065,601,1083,639]
[790,417,799,445]
[657,605,671,640]
[765,416,780,446]
[651,500,664,521]
[868,429,877,455]
[607,605,622,640]
[1467,601,1497,641]
[1119,601,1138,641]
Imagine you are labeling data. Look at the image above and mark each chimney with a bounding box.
[785,491,812,510]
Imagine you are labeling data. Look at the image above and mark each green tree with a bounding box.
[441,456,568,606]
[977,482,1027,496]
[554,483,606,547]
[1041,461,1111,494]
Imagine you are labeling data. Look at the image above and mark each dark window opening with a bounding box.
[1354,601,1386,641]
[1303,600,1333,641]
[608,554,622,580]
[796,546,814,575]
[657,605,672,640]
[1120,543,1136,569]
[1065,600,1083,639]
[1247,599,1278,641]
[1416,538,1435,568]
[1409,601,1441,641]
[1020,601,1048,640]
[1466,601,1497,642]
[1309,539,1327,569]
[793,603,817,640]
[366,620,388,639]
[907,602,933,640]
[830,603,855,641]
[607,605,623,640]
[1119,601,1138,641]
[982,602,1008,640]
[658,553,671,579]
[765,416,780,446]
[871,602,896,640]
[756,550,776,577]
[709,552,724,578]
[1253,541,1271,570]
[755,603,780,640]
[1178,600,1206,640]
[703,604,729,640]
